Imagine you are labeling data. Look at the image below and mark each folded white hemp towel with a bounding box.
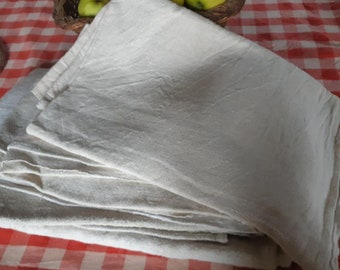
[0,70,277,269]
[1,0,340,269]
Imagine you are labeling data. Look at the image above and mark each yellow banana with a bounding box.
[186,0,226,10]
[78,0,110,17]
[171,0,185,6]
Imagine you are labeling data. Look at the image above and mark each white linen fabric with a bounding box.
[0,68,48,157]
[0,68,279,269]
[1,0,340,269]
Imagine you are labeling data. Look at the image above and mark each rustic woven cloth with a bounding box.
[1,1,340,270]
[1,0,340,269]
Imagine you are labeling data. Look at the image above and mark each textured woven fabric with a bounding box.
[1,0,340,269]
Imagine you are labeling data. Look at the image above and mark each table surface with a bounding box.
[0,0,340,269]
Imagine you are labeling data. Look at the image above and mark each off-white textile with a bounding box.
[1,0,340,269]
[0,68,48,157]
[0,70,276,269]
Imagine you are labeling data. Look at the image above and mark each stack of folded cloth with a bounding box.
[1,0,340,269]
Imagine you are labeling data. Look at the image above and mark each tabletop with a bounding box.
[0,0,340,269]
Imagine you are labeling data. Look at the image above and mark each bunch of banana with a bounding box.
[171,0,226,11]
[77,0,226,18]
[78,0,110,17]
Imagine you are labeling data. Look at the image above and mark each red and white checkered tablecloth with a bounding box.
[0,0,340,269]
[227,0,340,96]
[0,0,77,98]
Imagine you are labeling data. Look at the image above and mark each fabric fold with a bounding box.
[1,0,340,269]
[0,68,269,268]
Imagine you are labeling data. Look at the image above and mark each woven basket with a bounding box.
[196,0,246,26]
[0,39,8,72]
[53,0,245,33]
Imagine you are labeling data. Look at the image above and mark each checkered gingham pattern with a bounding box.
[0,228,303,270]
[0,0,340,269]
[227,0,340,96]
[0,0,77,97]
